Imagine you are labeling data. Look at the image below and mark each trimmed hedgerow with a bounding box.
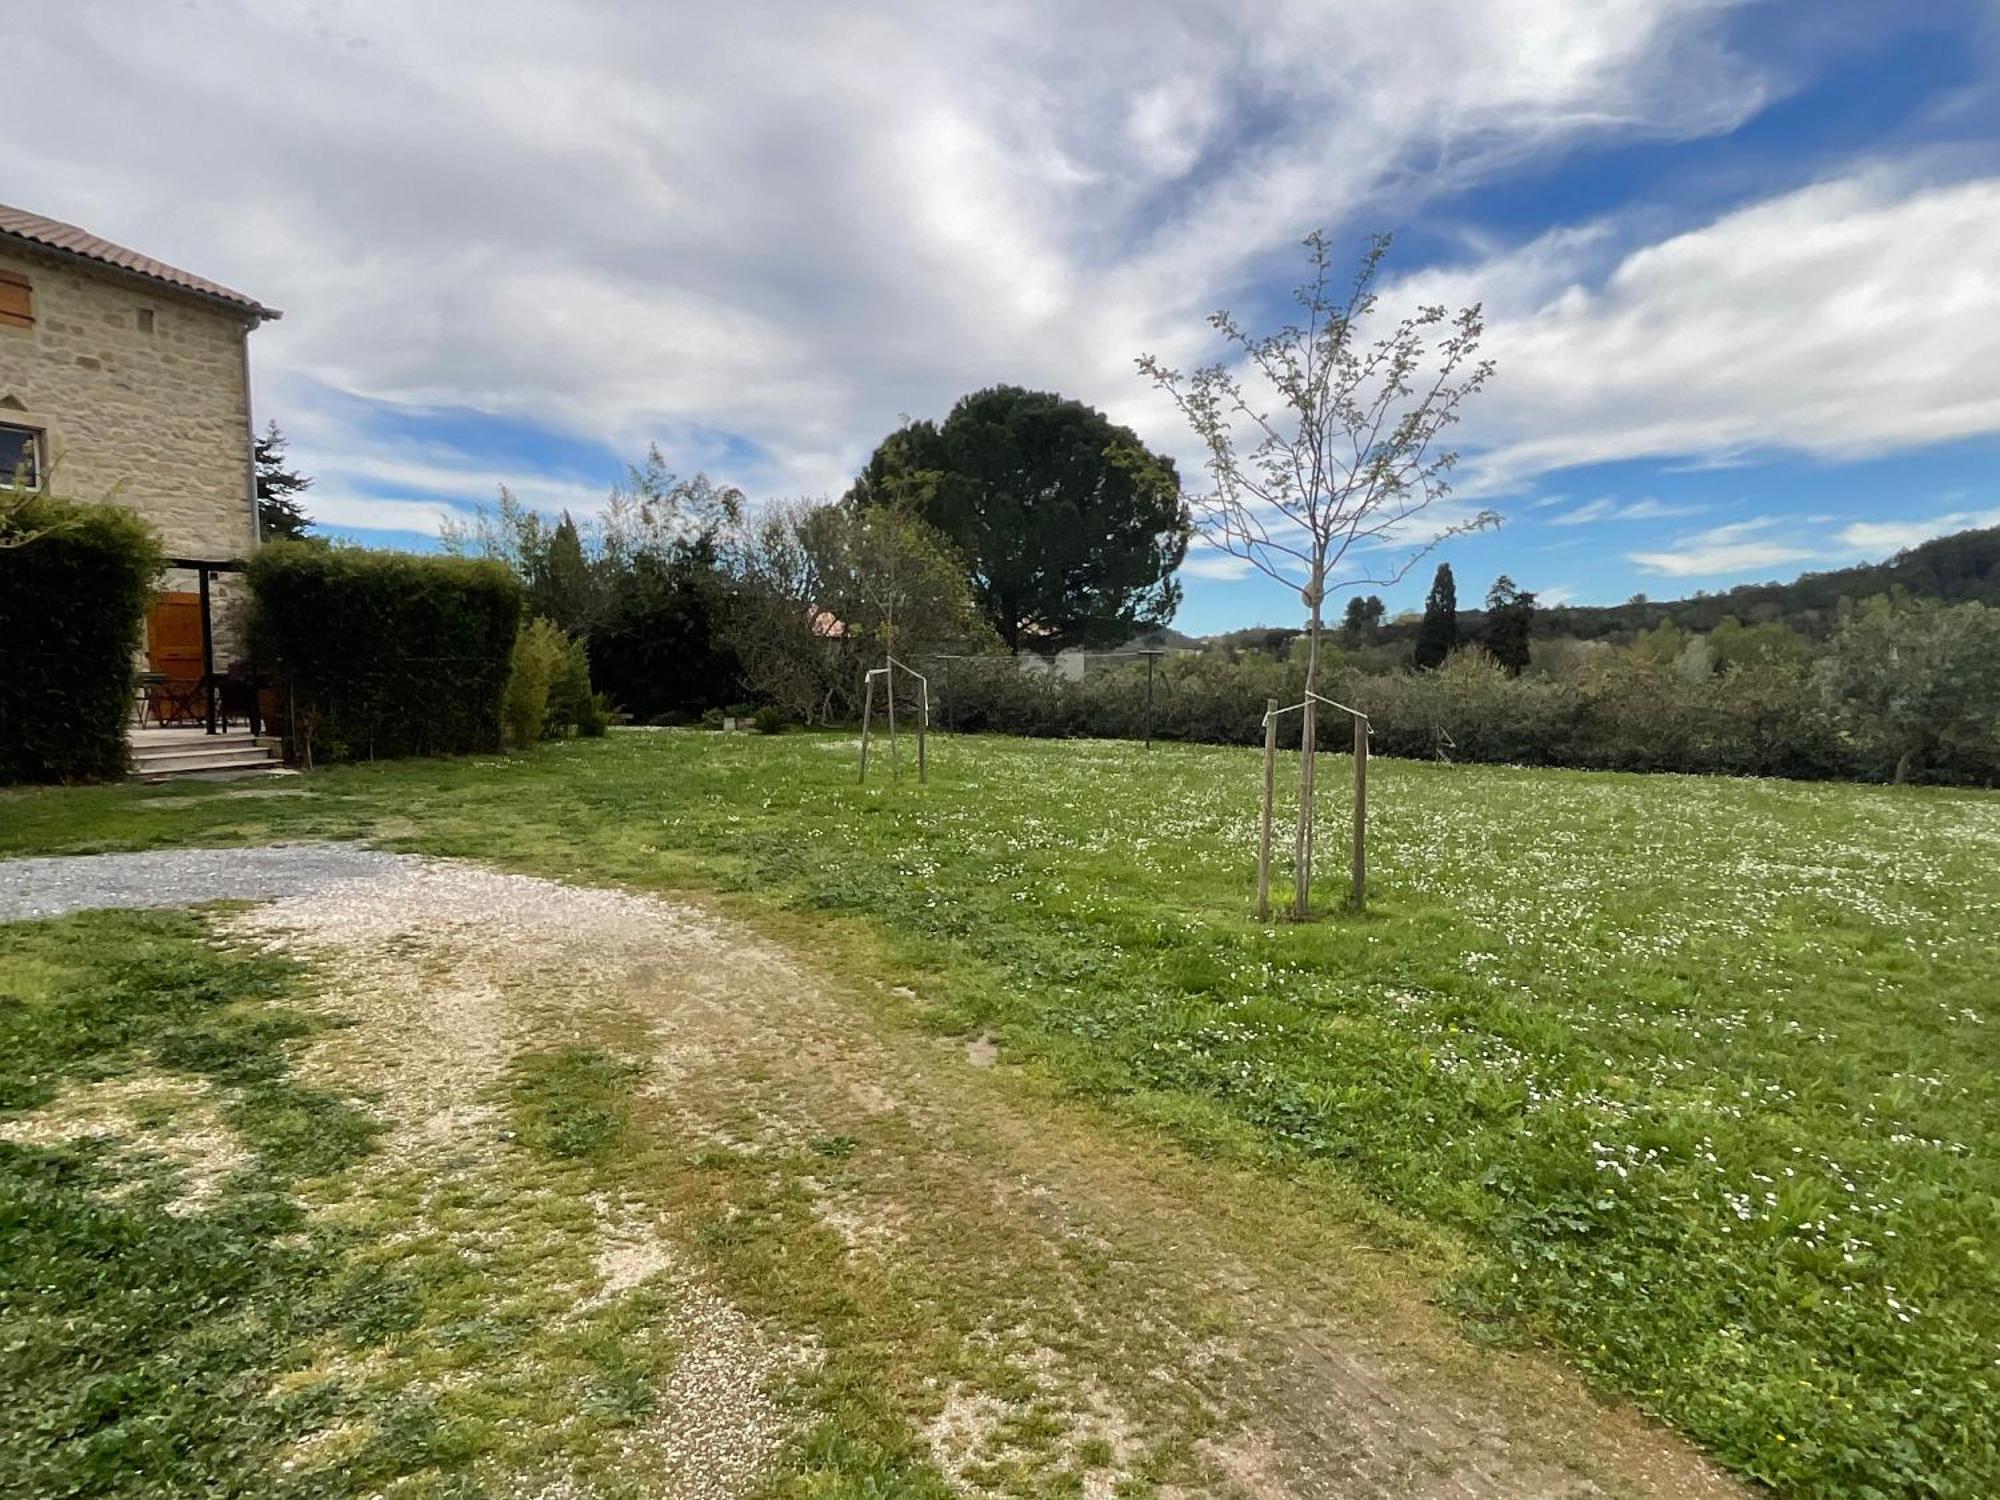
[246,542,522,764]
[0,494,163,785]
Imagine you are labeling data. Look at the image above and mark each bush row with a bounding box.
[0,495,162,784]
[928,648,1985,784]
[246,542,523,764]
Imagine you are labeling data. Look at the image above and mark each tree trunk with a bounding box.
[1292,584,1323,919]
[1894,747,1915,785]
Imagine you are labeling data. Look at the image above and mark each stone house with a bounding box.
[0,202,280,723]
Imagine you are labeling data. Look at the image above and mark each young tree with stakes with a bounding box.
[1140,232,1495,915]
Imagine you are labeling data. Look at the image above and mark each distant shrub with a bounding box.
[928,643,1880,782]
[0,493,163,784]
[247,542,521,764]
[503,617,566,746]
[505,618,607,745]
[751,705,788,735]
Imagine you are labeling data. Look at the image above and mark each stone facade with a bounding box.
[0,243,260,562]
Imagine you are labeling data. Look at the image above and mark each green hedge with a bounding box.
[0,495,163,784]
[247,542,522,763]
[930,648,1888,781]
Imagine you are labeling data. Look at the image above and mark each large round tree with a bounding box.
[850,386,1189,652]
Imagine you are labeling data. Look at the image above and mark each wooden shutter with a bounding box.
[0,272,30,329]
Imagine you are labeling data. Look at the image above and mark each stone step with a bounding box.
[130,742,286,778]
[131,734,278,760]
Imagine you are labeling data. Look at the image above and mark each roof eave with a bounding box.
[0,228,280,324]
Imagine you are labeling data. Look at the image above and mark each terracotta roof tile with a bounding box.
[0,202,279,320]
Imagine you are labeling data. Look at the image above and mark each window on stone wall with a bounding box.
[0,423,42,488]
[0,273,31,330]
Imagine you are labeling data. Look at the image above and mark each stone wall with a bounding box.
[0,243,260,562]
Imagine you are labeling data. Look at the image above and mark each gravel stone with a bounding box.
[0,843,419,921]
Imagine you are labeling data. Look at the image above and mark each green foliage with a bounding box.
[0,491,163,784]
[591,542,744,721]
[1709,615,1807,672]
[246,540,522,763]
[504,617,606,745]
[1822,597,2000,782]
[1339,594,1385,645]
[549,631,608,736]
[752,705,788,734]
[0,909,378,1496]
[503,616,566,746]
[534,511,597,633]
[1481,575,1535,676]
[443,454,746,722]
[852,385,1189,652]
[1413,563,1458,670]
[253,420,313,540]
[929,642,1875,779]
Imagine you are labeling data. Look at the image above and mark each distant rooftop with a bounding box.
[0,202,279,320]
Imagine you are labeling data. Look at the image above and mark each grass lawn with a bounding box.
[4,729,1997,1496]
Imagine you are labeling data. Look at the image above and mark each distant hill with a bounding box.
[1526,523,2000,643]
[1201,524,2000,651]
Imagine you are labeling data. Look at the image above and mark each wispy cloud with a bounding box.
[1406,168,2000,492]
[1546,495,1706,526]
[1180,548,1261,582]
[1627,518,1824,578]
[1838,507,2000,555]
[3,0,1777,507]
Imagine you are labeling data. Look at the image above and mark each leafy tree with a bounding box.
[851,386,1189,653]
[734,500,993,723]
[440,484,551,574]
[1340,594,1385,645]
[254,420,313,540]
[448,450,750,722]
[588,458,746,720]
[529,511,598,635]
[732,501,844,723]
[1483,575,1536,676]
[1413,564,1459,670]
[1141,232,1494,914]
[1709,615,1806,673]
[1822,597,2000,782]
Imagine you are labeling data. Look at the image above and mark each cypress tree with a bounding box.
[1414,563,1458,669]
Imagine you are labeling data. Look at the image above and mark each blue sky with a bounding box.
[9,1,2000,634]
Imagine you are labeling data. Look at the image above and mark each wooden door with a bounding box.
[148,593,205,681]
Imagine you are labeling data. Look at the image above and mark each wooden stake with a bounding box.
[885,655,898,779]
[858,672,875,783]
[1144,652,1157,749]
[1292,697,1316,919]
[1257,697,1277,921]
[917,675,929,784]
[1349,712,1368,910]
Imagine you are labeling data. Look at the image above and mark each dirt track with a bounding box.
[18,847,1749,1498]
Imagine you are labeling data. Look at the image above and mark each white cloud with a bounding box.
[1547,495,1705,525]
[1181,548,1261,582]
[0,0,1774,512]
[1838,506,2000,555]
[1627,518,1824,578]
[306,493,479,536]
[1418,167,2000,491]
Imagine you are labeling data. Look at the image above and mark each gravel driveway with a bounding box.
[0,843,417,922]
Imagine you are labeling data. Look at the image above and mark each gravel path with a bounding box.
[1,842,1747,1498]
[0,843,418,921]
